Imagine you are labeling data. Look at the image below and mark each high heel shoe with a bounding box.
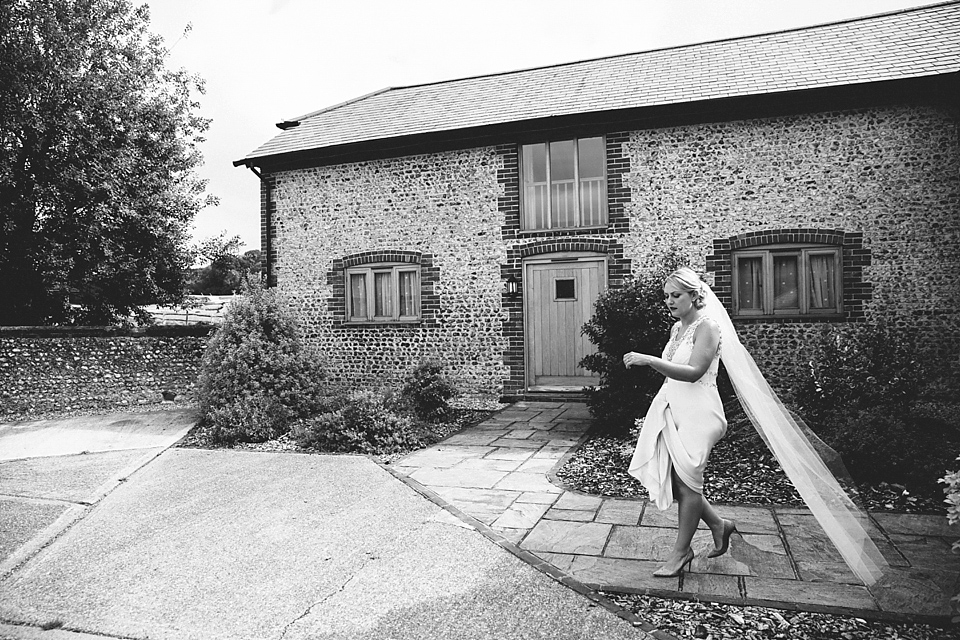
[653,549,694,578]
[707,519,738,558]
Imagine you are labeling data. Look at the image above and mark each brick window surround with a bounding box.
[496,135,632,396]
[706,229,870,323]
[327,250,439,328]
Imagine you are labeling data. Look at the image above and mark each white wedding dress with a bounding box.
[628,316,726,509]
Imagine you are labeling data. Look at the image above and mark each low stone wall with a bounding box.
[0,326,213,420]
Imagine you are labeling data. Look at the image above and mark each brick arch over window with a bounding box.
[341,250,422,268]
[705,229,870,323]
[327,250,439,327]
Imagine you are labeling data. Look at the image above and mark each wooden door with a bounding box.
[525,259,604,390]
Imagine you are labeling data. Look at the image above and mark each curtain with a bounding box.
[374,272,392,317]
[738,257,763,310]
[398,271,415,317]
[809,254,837,309]
[349,273,367,319]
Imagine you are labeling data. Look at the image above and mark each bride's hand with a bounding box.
[623,352,653,368]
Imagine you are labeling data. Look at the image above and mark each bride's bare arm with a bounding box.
[623,320,720,382]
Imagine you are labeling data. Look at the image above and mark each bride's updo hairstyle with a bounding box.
[666,267,707,310]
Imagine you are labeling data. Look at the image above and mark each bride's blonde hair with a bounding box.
[666,267,706,310]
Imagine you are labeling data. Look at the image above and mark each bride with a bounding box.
[623,267,887,585]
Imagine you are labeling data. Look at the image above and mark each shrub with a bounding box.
[292,389,424,454]
[580,250,690,436]
[197,282,326,445]
[398,361,458,423]
[793,323,925,424]
[939,457,960,623]
[822,405,958,493]
[792,322,960,497]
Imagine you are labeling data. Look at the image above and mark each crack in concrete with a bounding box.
[276,552,375,640]
[275,522,430,640]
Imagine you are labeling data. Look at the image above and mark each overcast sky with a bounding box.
[144,0,944,253]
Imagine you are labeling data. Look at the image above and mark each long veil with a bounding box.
[701,283,888,586]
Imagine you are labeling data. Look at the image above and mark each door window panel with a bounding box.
[555,278,576,300]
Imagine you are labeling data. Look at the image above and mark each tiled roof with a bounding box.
[240,1,960,164]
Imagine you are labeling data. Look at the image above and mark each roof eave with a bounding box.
[234,72,960,171]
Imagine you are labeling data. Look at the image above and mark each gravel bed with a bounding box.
[556,409,945,514]
[604,594,960,640]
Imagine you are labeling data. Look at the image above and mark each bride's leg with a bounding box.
[656,470,700,574]
[672,471,702,553]
[700,498,726,547]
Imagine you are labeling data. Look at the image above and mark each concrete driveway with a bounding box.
[0,410,648,640]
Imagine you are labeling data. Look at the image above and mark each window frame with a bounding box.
[732,244,843,319]
[345,262,421,324]
[520,136,608,232]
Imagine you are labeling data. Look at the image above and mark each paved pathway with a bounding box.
[390,401,959,624]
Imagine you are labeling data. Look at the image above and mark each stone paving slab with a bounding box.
[682,572,742,599]
[596,500,645,526]
[521,520,612,556]
[874,512,956,537]
[392,401,960,623]
[408,467,509,489]
[744,576,879,612]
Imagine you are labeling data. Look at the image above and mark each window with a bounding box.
[346,263,419,322]
[555,278,576,300]
[521,136,606,230]
[733,246,842,318]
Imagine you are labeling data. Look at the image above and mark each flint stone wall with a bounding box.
[268,147,510,395]
[622,104,960,383]
[0,326,211,419]
[266,102,960,396]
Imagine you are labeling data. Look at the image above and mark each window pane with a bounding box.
[349,273,367,319]
[555,278,575,300]
[522,143,548,229]
[522,143,547,182]
[809,254,837,309]
[773,255,799,309]
[374,272,392,317]
[737,257,763,310]
[550,140,575,228]
[549,140,575,180]
[579,137,605,226]
[398,271,416,316]
[577,137,604,178]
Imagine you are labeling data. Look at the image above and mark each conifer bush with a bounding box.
[197,282,326,445]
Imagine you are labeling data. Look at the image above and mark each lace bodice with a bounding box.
[662,316,721,388]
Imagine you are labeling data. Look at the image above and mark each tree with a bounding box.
[184,232,261,295]
[0,0,212,325]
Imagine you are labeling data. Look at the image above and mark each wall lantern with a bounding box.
[505,275,520,297]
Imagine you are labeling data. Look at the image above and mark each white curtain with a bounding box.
[809,255,836,309]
